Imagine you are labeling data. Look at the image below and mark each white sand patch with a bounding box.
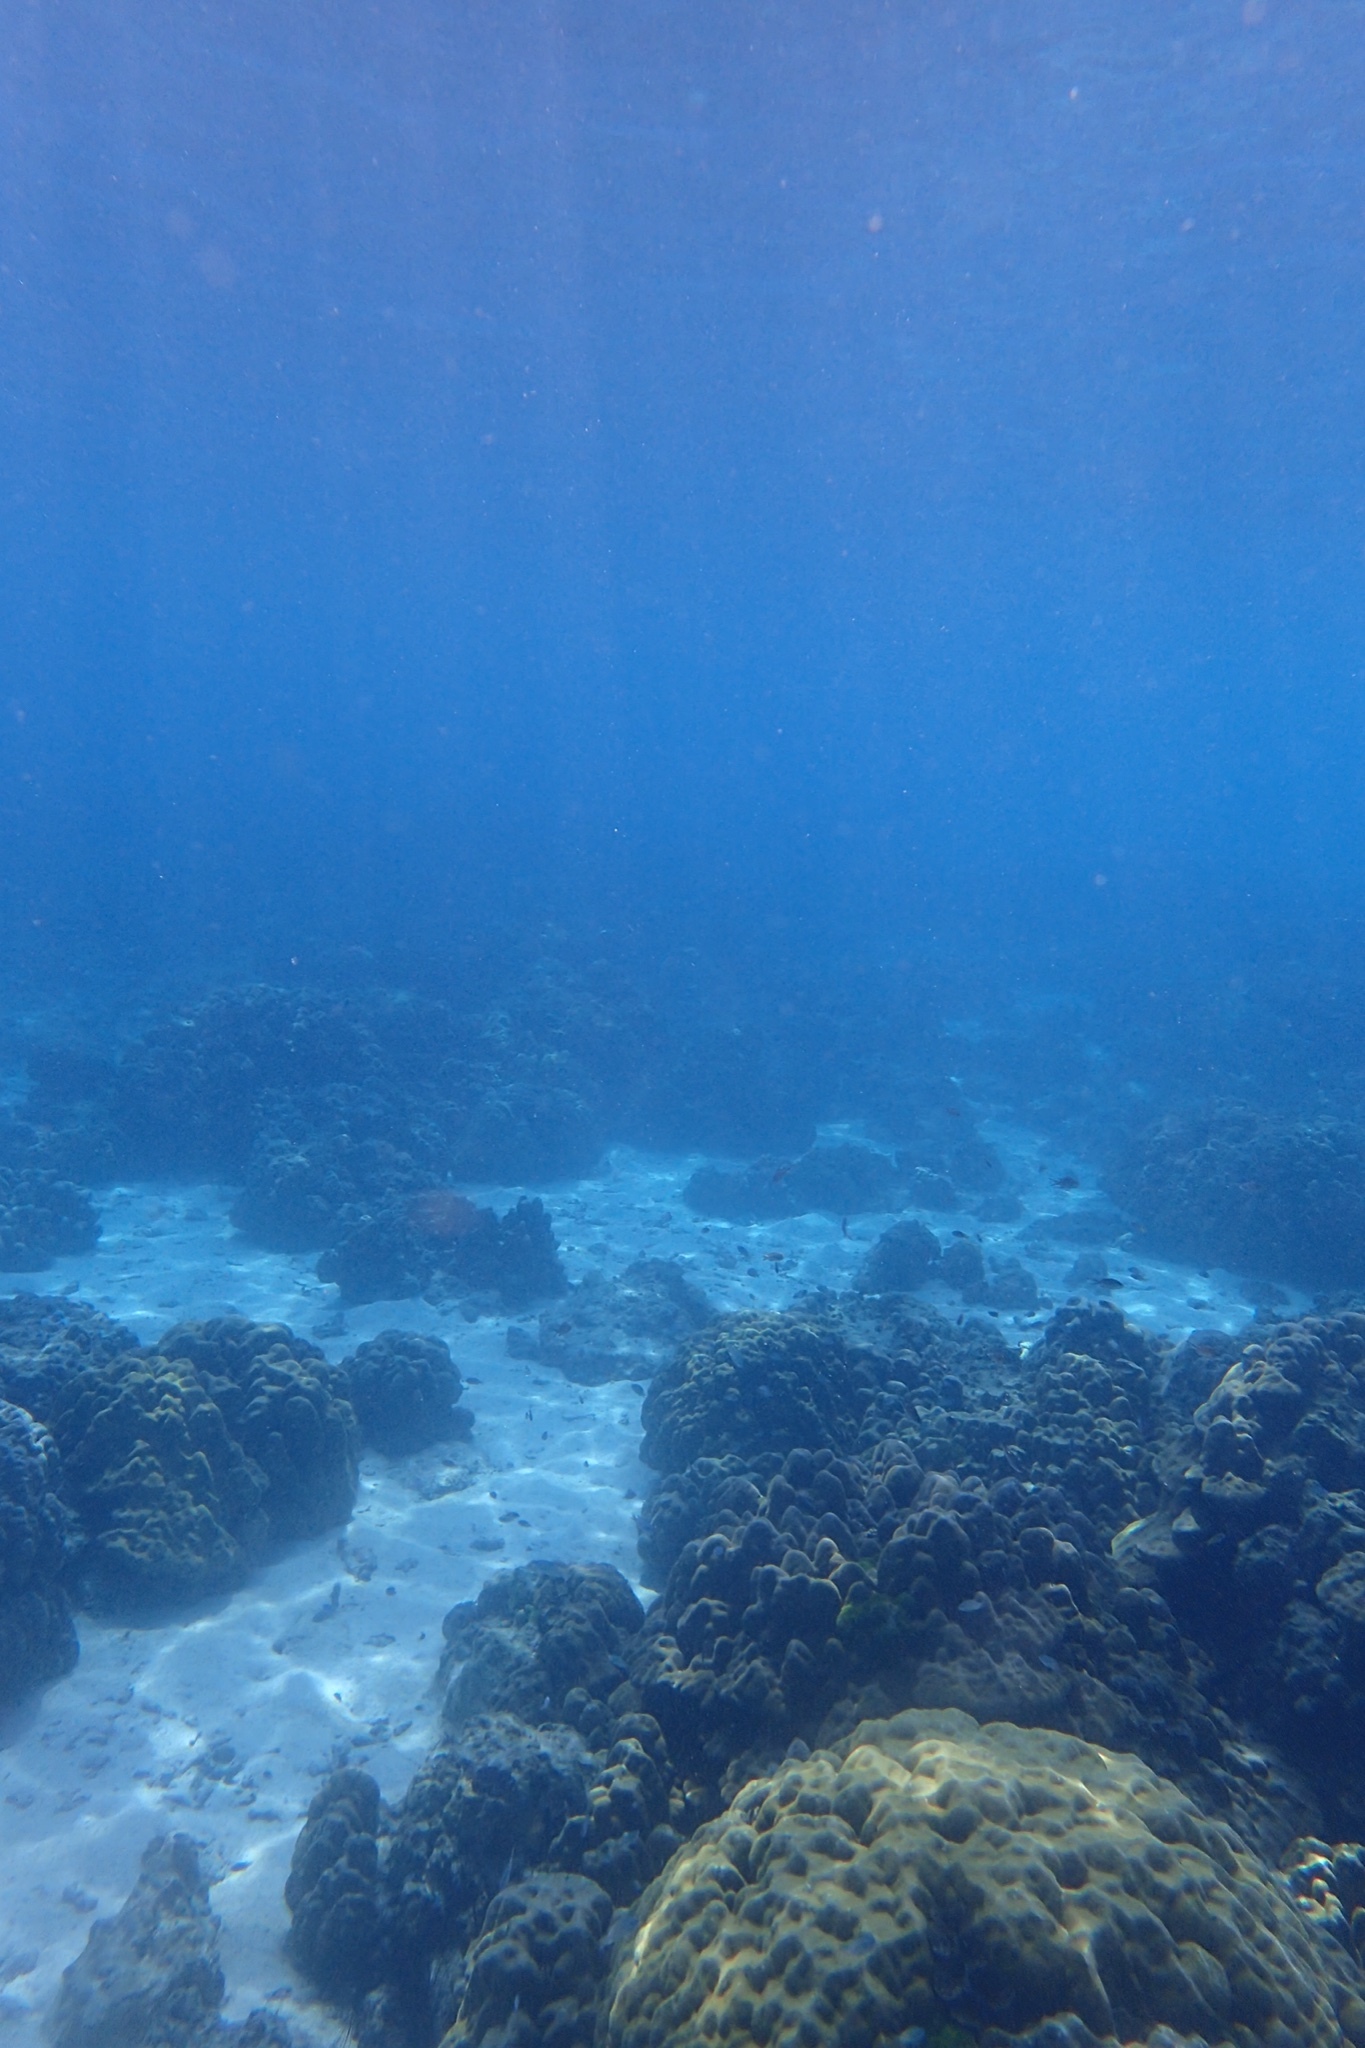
[0,1130,1295,2039]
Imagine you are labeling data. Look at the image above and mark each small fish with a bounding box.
[771,1162,795,1184]
[945,1106,962,1118]
[1053,1174,1080,1190]
[1095,1276,1124,1291]
[1111,1515,1149,1555]
[841,1217,851,1238]
[763,1251,785,1264]
[1128,1267,1146,1280]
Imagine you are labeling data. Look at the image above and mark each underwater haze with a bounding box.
[6,0,1365,1005]
[11,8,1365,2048]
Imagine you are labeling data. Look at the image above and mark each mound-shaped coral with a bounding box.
[283,1560,692,2044]
[342,1328,469,1455]
[286,1715,594,2017]
[319,1194,567,1311]
[0,1166,99,1272]
[535,1259,714,1385]
[439,1560,645,1728]
[49,1351,265,1610]
[156,1317,359,1541]
[0,1397,78,1704]
[548,1706,684,1907]
[438,1873,613,2048]
[41,1315,357,1612]
[603,1708,1365,2048]
[1283,1836,1365,1964]
[640,1311,877,1472]
[855,1220,942,1294]
[626,1300,1312,1854]
[104,984,387,1177]
[0,1292,139,1419]
[1112,1104,1365,1292]
[1122,1311,1365,1827]
[229,1109,417,1252]
[24,979,609,1214]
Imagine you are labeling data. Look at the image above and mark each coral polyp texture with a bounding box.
[341,1328,470,1455]
[640,1309,876,1470]
[30,1313,359,1614]
[0,1397,78,1703]
[603,1708,1365,2048]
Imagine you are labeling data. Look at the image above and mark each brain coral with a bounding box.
[603,1707,1365,2048]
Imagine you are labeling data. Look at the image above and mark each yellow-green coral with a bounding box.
[603,1708,1365,2048]
[54,1354,260,1607]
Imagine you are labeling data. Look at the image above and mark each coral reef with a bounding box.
[438,1561,645,1728]
[319,1195,567,1311]
[342,1329,470,1454]
[50,1832,305,2048]
[156,1317,359,1541]
[1112,1104,1365,1291]
[0,1397,78,1704]
[911,1240,1040,1309]
[855,1220,942,1293]
[105,986,386,1177]
[684,1144,902,1224]
[532,1259,713,1385]
[48,1350,265,1610]
[286,1717,597,2029]
[640,1310,877,1471]
[627,1298,1311,1855]
[602,1709,1365,2048]
[437,1874,613,2048]
[278,1293,1365,2048]
[0,1292,138,1422]
[229,1103,425,1252]
[25,979,607,1213]
[1120,1311,1365,1831]
[286,1565,691,2043]
[40,1316,357,1613]
[0,1166,99,1272]
[1283,1835,1365,1964]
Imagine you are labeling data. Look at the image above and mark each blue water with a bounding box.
[4,0,1365,1091]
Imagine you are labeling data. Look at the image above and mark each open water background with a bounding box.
[4,0,1365,1106]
